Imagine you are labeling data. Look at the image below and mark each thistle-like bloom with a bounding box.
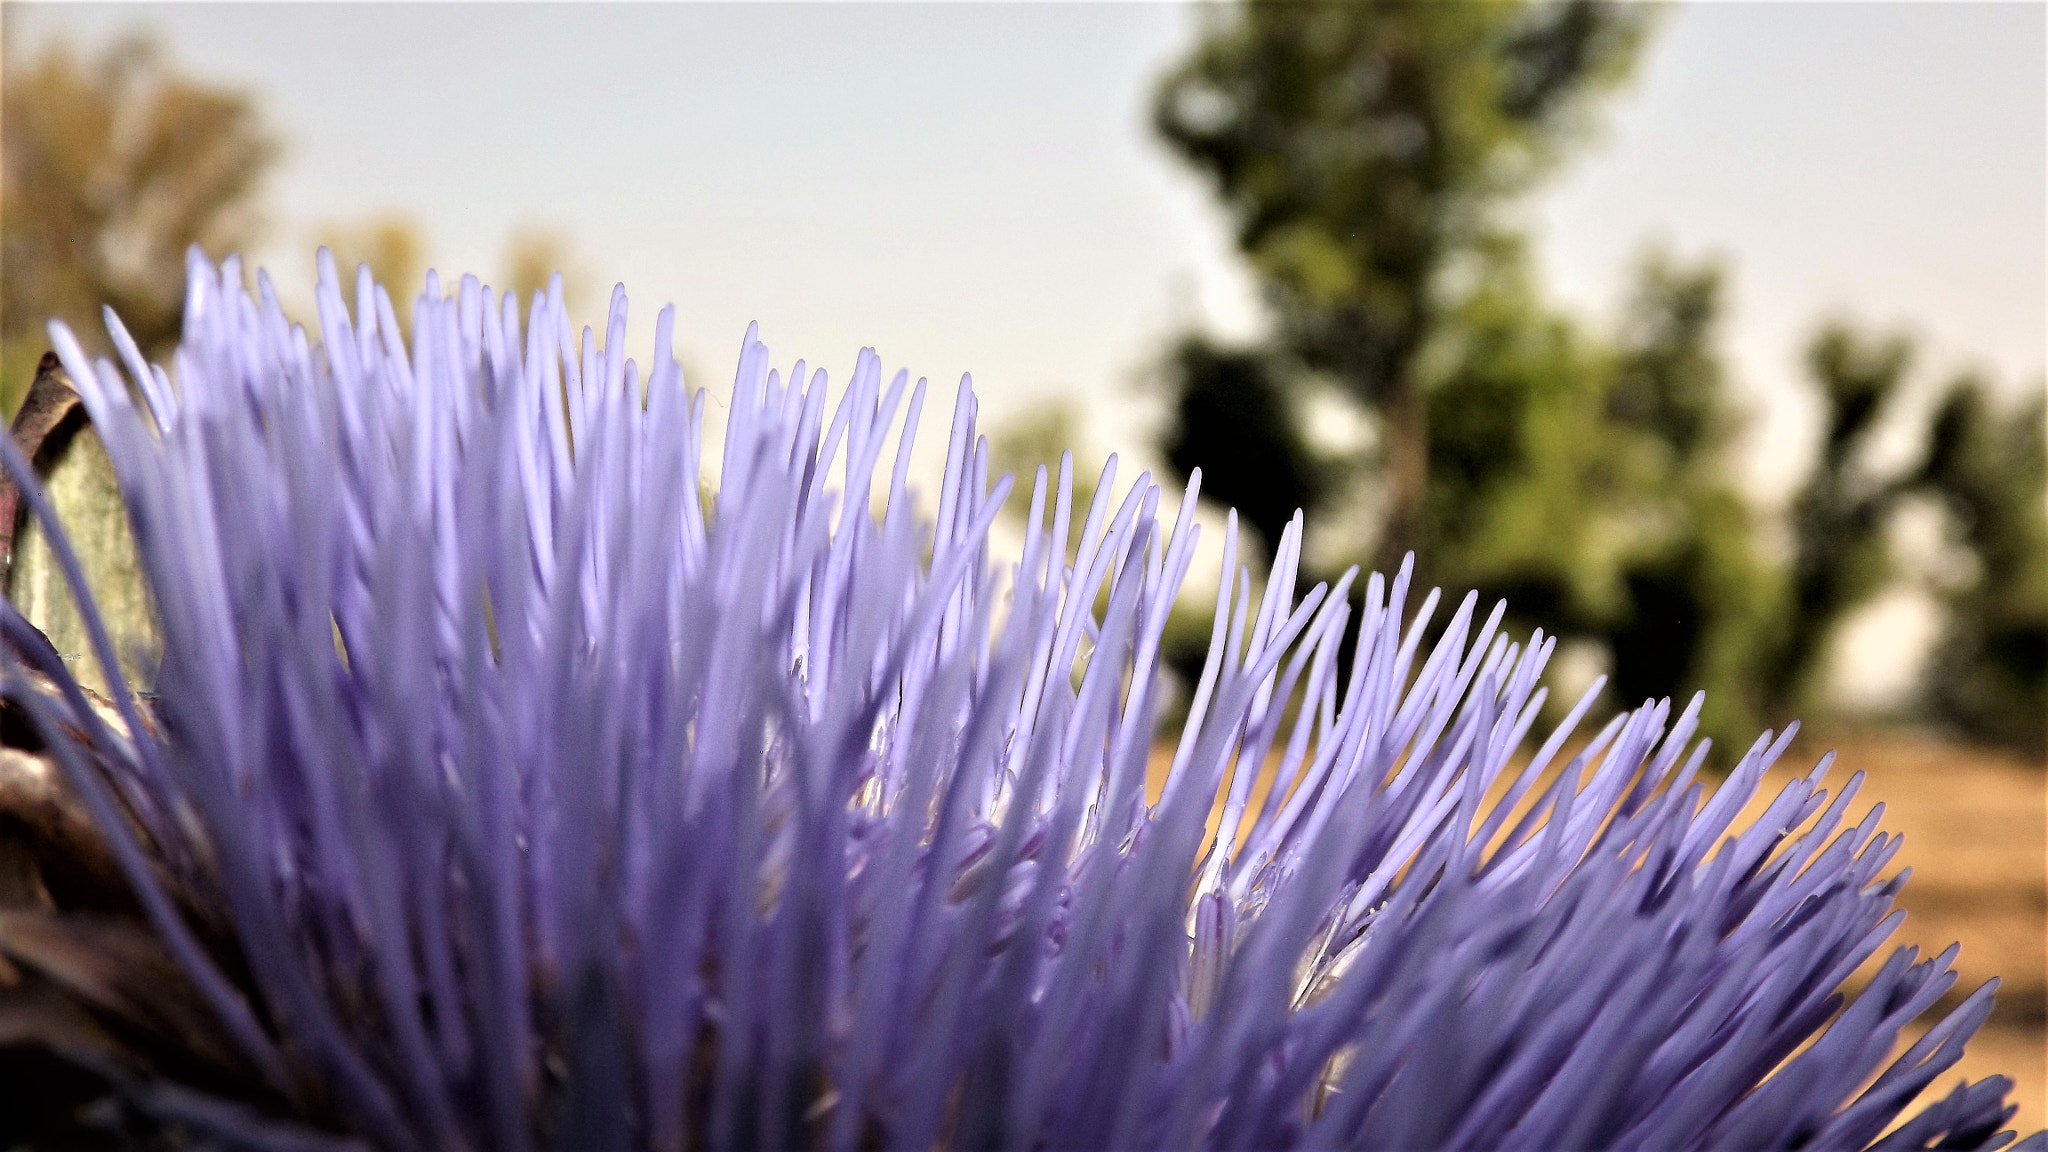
[3,249,2041,1151]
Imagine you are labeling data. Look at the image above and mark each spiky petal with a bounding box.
[1,249,2038,1151]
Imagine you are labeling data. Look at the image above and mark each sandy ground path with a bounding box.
[1775,732,2046,1138]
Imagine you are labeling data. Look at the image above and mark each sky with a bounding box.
[1537,1,2046,503]
[5,0,2045,705]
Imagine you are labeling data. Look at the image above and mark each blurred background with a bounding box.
[3,0,2040,752]
[1,0,2043,1125]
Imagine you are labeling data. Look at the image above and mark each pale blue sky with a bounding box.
[5,1,2043,706]
[7,1,2043,504]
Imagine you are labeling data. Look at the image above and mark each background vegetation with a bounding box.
[4,7,2042,757]
[1129,1,2044,756]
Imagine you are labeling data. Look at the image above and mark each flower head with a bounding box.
[3,249,2040,1150]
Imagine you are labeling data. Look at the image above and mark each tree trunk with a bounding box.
[1375,378,1428,580]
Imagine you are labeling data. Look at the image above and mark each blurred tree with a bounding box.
[1913,380,2046,757]
[1161,337,1328,554]
[1,34,276,415]
[1417,236,1616,635]
[1153,0,1652,571]
[318,212,426,336]
[1597,252,1770,735]
[1421,241,1767,737]
[1746,320,2045,755]
[317,222,590,337]
[502,225,588,316]
[1149,3,1799,739]
[1761,324,1918,717]
[990,400,1099,524]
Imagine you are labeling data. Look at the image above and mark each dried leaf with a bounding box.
[0,908,251,1079]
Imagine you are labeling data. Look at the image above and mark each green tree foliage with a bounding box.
[1597,253,1770,737]
[1148,1,2044,754]
[1,35,276,415]
[1150,1,1783,736]
[1761,324,2045,755]
[1760,324,1919,716]
[1153,0,1651,569]
[1421,242,1767,738]
[1161,337,1328,554]
[1913,380,2047,756]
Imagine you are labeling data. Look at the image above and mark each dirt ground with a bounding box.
[1768,730,2046,1139]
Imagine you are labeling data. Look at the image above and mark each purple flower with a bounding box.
[4,248,2041,1151]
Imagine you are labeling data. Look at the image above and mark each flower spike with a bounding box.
[3,249,2039,1151]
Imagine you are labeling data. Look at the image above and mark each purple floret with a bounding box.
[1,249,2038,1151]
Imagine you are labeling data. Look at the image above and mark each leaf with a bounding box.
[0,908,251,1080]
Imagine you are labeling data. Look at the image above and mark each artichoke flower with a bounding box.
[0,249,2039,1151]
